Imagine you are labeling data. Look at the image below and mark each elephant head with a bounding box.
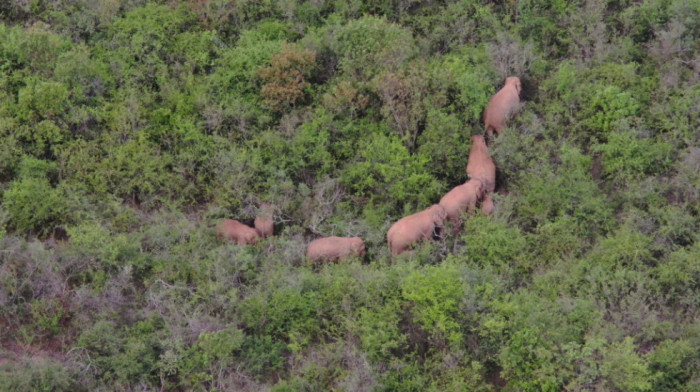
[506,76,522,95]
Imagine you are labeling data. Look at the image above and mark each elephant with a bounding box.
[387,204,447,255]
[254,203,274,238]
[466,134,496,193]
[480,193,494,216]
[439,179,484,231]
[484,76,522,137]
[306,236,366,264]
[215,219,260,245]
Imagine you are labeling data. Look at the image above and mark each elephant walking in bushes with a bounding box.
[387,204,447,255]
[466,134,496,193]
[306,236,366,264]
[439,179,484,232]
[480,193,494,215]
[484,76,522,138]
[254,203,275,238]
[216,219,261,245]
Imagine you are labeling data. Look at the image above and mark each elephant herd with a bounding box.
[216,77,522,262]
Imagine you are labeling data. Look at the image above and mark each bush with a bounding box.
[3,176,68,236]
[332,15,416,81]
[594,122,672,185]
[259,43,317,112]
[0,357,81,392]
[340,131,444,220]
[401,263,464,346]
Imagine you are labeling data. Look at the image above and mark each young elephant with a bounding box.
[387,204,447,255]
[439,179,484,231]
[483,76,522,137]
[254,203,274,238]
[480,193,494,216]
[306,236,366,264]
[215,219,260,245]
[466,134,496,193]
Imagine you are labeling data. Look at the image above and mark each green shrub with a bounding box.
[600,337,653,391]
[65,222,142,270]
[402,263,464,346]
[332,15,416,81]
[594,123,672,184]
[416,110,469,185]
[355,299,406,362]
[512,145,614,238]
[0,358,81,392]
[340,131,444,217]
[3,176,67,236]
[438,47,495,123]
[460,215,529,273]
[647,339,699,391]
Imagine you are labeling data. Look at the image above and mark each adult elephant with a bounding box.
[254,203,274,238]
[466,134,496,193]
[387,204,447,255]
[484,76,522,137]
[215,219,260,245]
[439,179,484,231]
[306,236,366,264]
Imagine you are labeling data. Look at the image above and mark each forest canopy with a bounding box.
[0,0,699,391]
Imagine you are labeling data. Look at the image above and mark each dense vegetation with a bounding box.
[1,0,699,390]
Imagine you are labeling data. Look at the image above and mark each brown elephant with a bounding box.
[215,219,260,245]
[306,236,366,264]
[480,193,494,215]
[254,203,274,238]
[439,179,484,231]
[387,204,447,255]
[466,134,496,193]
[484,76,522,137]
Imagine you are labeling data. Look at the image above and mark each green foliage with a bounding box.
[3,176,67,236]
[416,110,469,185]
[340,131,444,217]
[438,47,495,123]
[65,222,142,270]
[332,15,416,81]
[355,299,405,362]
[594,123,672,184]
[0,358,80,392]
[516,0,574,56]
[1,1,699,390]
[647,339,699,391]
[259,43,317,112]
[402,263,464,346]
[513,145,614,239]
[600,337,653,391]
[460,215,529,273]
[584,85,640,135]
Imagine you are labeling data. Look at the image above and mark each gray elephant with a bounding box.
[387,204,447,255]
[439,179,484,232]
[484,76,522,137]
[215,219,260,245]
[306,236,366,264]
[466,134,496,193]
[254,203,274,238]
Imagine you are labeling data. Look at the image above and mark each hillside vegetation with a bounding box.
[1,0,699,391]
